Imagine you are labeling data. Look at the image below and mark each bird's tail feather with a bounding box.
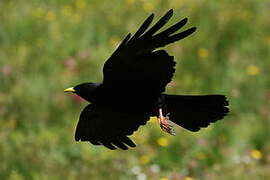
[164,94,229,132]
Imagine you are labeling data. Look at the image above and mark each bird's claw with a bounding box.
[158,109,176,136]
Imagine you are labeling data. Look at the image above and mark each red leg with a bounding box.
[157,108,176,135]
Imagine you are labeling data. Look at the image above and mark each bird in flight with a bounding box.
[64,9,229,150]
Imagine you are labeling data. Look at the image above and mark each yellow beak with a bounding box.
[64,87,75,93]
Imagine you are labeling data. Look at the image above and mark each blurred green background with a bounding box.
[1,0,270,179]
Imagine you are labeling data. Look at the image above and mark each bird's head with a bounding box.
[64,82,101,102]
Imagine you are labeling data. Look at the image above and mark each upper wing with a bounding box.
[102,9,196,94]
[75,104,149,150]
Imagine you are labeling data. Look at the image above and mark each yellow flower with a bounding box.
[109,36,121,47]
[139,155,150,164]
[149,116,157,123]
[246,65,260,76]
[264,36,270,46]
[184,177,195,180]
[61,6,73,17]
[157,137,168,147]
[198,48,209,58]
[126,0,136,6]
[160,178,169,180]
[75,0,86,9]
[143,2,154,12]
[46,11,56,21]
[195,152,206,160]
[170,0,185,8]
[250,149,263,160]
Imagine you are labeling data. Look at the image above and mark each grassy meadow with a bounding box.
[1,0,270,179]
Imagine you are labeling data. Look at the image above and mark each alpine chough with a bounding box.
[64,9,229,150]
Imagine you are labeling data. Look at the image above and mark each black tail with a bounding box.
[164,94,229,132]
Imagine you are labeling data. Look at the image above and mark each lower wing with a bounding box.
[75,104,149,150]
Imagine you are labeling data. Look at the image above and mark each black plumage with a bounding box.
[64,9,229,150]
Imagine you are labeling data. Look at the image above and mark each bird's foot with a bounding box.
[158,108,176,136]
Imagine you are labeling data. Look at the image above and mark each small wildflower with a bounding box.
[63,57,77,70]
[75,0,86,9]
[170,0,185,8]
[264,36,270,46]
[131,166,141,175]
[260,108,269,117]
[184,177,195,180]
[61,6,73,17]
[1,64,13,76]
[159,178,169,180]
[137,173,147,180]
[198,48,209,58]
[157,137,169,147]
[188,160,198,168]
[139,155,150,165]
[77,51,91,61]
[195,152,206,160]
[126,0,135,6]
[109,36,121,47]
[143,2,154,12]
[46,11,56,21]
[246,65,260,76]
[242,156,252,164]
[250,149,263,160]
[149,116,157,123]
[149,164,160,174]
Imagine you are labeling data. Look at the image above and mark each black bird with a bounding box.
[64,9,229,150]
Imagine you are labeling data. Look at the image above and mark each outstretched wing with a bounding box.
[103,9,196,95]
[75,104,149,150]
